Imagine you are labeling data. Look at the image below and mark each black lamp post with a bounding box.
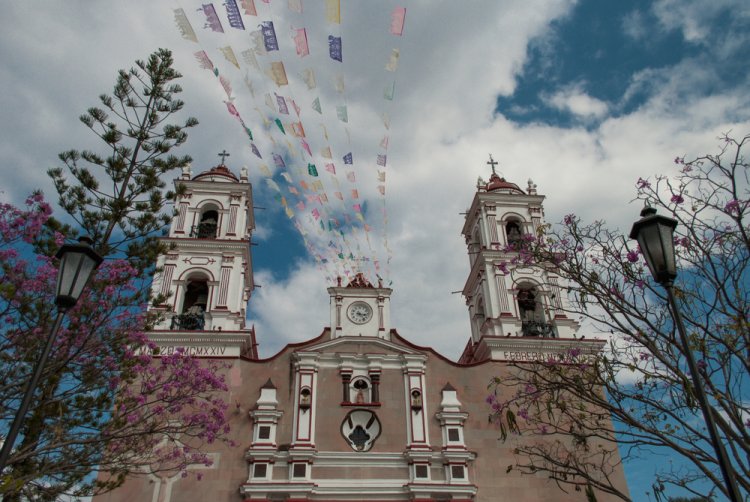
[0,237,103,473]
[629,206,743,502]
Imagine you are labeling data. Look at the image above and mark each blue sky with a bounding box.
[1,0,749,499]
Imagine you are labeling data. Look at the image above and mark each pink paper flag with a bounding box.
[312,208,321,219]
[293,28,309,57]
[334,191,343,200]
[300,138,312,156]
[353,203,362,213]
[351,189,359,199]
[346,171,355,182]
[325,163,336,174]
[391,7,406,36]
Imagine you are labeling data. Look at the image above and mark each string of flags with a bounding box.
[172,0,407,283]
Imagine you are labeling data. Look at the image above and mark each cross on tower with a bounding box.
[218,150,230,165]
[487,154,498,176]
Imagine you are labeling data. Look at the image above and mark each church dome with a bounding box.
[192,164,239,183]
[485,173,524,194]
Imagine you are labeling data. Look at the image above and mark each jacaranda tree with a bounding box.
[487,133,749,501]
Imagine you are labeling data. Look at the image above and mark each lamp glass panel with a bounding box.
[57,250,98,301]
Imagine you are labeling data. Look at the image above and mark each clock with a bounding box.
[347,302,373,324]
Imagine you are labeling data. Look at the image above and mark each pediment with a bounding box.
[298,335,422,357]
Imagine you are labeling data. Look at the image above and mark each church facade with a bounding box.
[94,162,629,502]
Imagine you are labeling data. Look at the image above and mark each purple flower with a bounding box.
[670,194,684,204]
[636,178,651,189]
[626,249,639,263]
[725,199,740,214]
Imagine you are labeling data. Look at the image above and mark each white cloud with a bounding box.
[544,84,610,121]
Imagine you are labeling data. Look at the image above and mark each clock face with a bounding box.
[347,302,373,324]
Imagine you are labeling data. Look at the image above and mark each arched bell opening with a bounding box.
[517,283,554,337]
[171,277,209,330]
[193,206,219,238]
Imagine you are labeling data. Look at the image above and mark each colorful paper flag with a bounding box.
[353,203,362,212]
[240,0,257,15]
[266,179,281,192]
[321,146,332,159]
[288,0,303,13]
[224,0,245,29]
[346,171,356,182]
[351,189,359,199]
[308,163,318,176]
[285,206,294,218]
[325,0,340,23]
[334,74,345,93]
[225,100,240,117]
[259,164,272,176]
[241,50,260,69]
[382,112,390,129]
[334,191,343,200]
[261,21,279,50]
[291,99,301,116]
[273,152,286,168]
[219,46,240,68]
[312,97,322,113]
[194,50,215,70]
[291,122,306,137]
[377,170,386,182]
[298,139,311,157]
[269,61,288,86]
[377,185,385,195]
[336,105,348,123]
[174,9,198,42]
[293,28,309,57]
[280,172,293,183]
[325,163,336,174]
[384,81,395,100]
[380,136,389,149]
[275,93,289,114]
[377,154,387,167]
[312,208,321,220]
[274,119,286,134]
[200,4,225,32]
[289,186,299,195]
[250,30,267,55]
[391,7,406,36]
[385,49,400,71]
[220,75,233,98]
[343,152,353,165]
[328,35,342,62]
[301,68,317,89]
[251,143,262,158]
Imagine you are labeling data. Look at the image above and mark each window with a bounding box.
[410,389,422,411]
[299,387,312,410]
[258,425,271,440]
[415,465,429,479]
[448,428,460,442]
[292,463,307,478]
[253,463,268,478]
[451,465,465,479]
[351,377,370,404]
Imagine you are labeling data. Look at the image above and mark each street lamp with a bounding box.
[0,237,103,473]
[629,206,743,502]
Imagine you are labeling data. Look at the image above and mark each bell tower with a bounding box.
[146,157,257,358]
[459,157,580,362]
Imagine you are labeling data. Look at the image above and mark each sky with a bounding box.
[1,1,749,499]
